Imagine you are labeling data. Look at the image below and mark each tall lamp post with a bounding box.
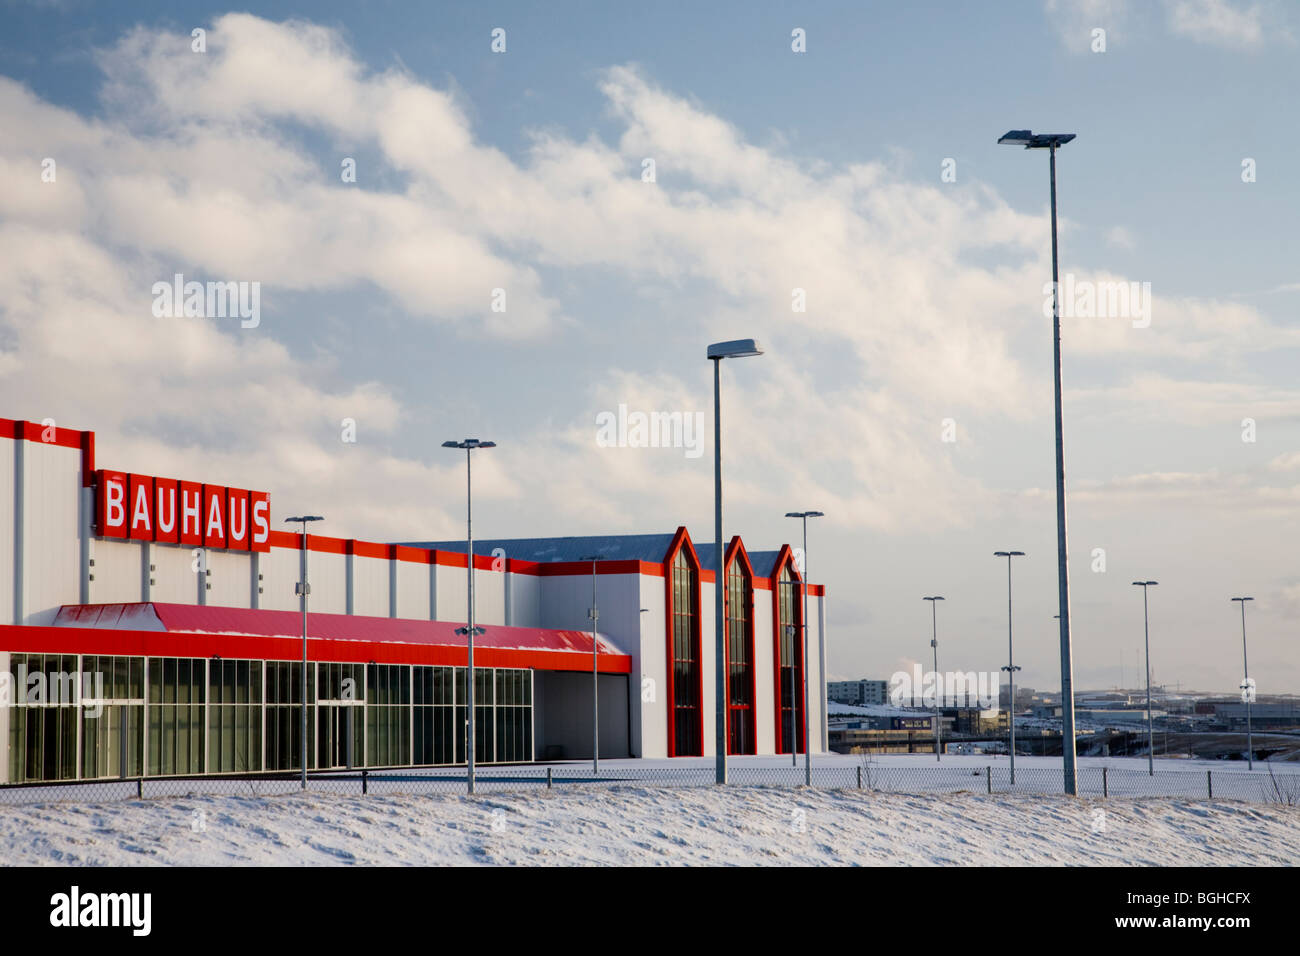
[1231,596,1254,769]
[443,438,495,795]
[1132,581,1158,775]
[785,511,824,786]
[707,339,764,785]
[923,596,945,761]
[994,551,1024,783]
[998,128,1080,795]
[580,554,605,775]
[285,515,323,790]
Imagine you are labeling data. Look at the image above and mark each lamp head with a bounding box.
[998,129,1076,149]
[707,338,764,360]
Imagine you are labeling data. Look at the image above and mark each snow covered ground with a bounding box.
[3,784,1297,866]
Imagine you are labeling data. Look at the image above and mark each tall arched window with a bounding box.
[666,545,702,756]
[726,549,755,755]
[775,558,805,754]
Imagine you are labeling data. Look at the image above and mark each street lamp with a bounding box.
[785,511,824,786]
[1132,581,1158,775]
[1231,597,1255,769]
[994,551,1024,783]
[998,127,1080,795]
[285,515,323,790]
[442,438,496,795]
[923,596,945,762]
[580,554,605,775]
[707,338,764,785]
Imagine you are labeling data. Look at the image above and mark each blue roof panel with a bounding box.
[402,533,677,564]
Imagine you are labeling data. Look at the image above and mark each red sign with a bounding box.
[96,470,270,552]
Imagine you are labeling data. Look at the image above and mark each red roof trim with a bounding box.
[1,623,631,673]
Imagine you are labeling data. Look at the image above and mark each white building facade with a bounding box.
[0,417,827,783]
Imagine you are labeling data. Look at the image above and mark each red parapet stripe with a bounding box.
[392,545,433,564]
[347,539,389,560]
[4,418,86,451]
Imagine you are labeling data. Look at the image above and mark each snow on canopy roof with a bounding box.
[52,603,626,657]
[404,533,678,565]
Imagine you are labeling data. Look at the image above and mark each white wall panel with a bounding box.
[87,538,143,607]
[394,558,429,619]
[204,549,253,608]
[22,442,81,624]
[351,555,389,617]
[0,439,13,624]
[752,587,776,754]
[306,552,346,615]
[436,562,467,624]
[260,546,303,612]
[637,574,668,759]
[509,570,539,627]
[151,543,199,604]
[700,578,717,758]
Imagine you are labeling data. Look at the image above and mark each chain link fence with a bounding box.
[2,760,1298,806]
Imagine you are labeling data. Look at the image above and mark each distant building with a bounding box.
[828,679,889,706]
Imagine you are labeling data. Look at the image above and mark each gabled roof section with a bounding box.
[749,545,802,582]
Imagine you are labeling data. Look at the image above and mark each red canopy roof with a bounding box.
[29,603,630,673]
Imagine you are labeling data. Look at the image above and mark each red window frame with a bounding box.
[663,528,703,757]
[724,536,757,755]
[770,547,805,754]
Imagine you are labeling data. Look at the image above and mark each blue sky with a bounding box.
[2,0,1296,696]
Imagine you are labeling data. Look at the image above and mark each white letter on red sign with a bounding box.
[106,479,125,532]
[228,494,248,548]
[132,482,152,534]
[181,485,202,541]
[205,491,225,541]
[252,496,270,550]
[157,483,177,537]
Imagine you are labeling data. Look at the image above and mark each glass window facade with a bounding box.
[207,659,263,774]
[726,559,755,755]
[6,654,78,783]
[4,652,533,781]
[81,655,145,779]
[669,547,701,756]
[777,562,805,754]
[148,657,205,776]
[266,660,312,772]
[365,664,410,768]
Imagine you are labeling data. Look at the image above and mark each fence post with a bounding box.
[986,766,991,794]
[362,769,368,795]
[137,777,143,799]
[1102,766,1108,798]
[1207,770,1212,800]
[546,767,553,790]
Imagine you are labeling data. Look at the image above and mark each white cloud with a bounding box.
[1163,0,1292,48]
[1044,0,1129,52]
[1105,226,1136,250]
[0,12,1293,552]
